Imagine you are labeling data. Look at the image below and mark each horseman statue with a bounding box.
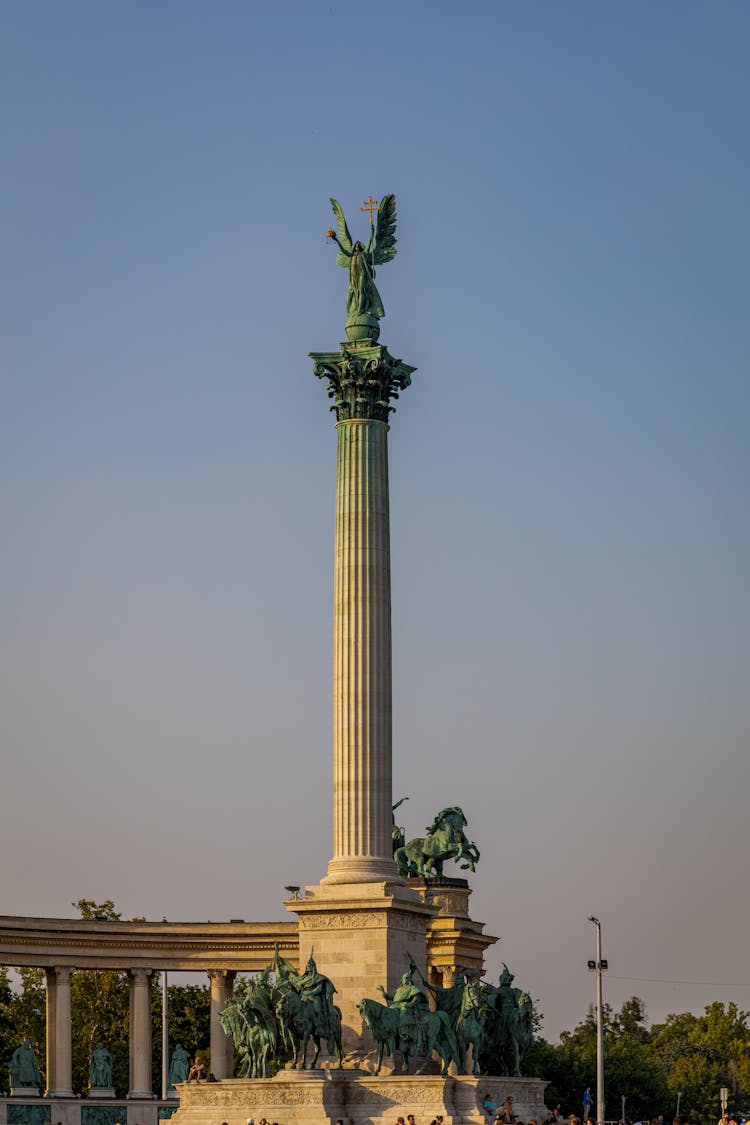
[394,805,480,878]
[219,944,343,1073]
[359,963,460,1075]
[378,965,431,1057]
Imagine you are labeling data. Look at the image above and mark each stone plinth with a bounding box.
[87,1087,115,1098]
[9,1088,40,1098]
[171,1073,548,1125]
[288,881,436,1056]
[410,878,498,985]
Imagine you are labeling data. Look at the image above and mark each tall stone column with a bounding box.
[208,970,235,1079]
[128,968,153,1098]
[51,966,74,1097]
[44,968,57,1096]
[299,340,434,1052]
[311,340,416,884]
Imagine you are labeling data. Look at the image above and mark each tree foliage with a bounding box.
[524,998,750,1124]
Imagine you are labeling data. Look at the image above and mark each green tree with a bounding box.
[651,1002,750,1123]
[525,999,668,1120]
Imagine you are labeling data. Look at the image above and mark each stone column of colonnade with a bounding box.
[208,969,235,1078]
[44,968,57,1095]
[128,968,153,1098]
[51,966,74,1097]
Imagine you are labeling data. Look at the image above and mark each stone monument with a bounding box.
[170,194,548,1125]
[290,195,435,1056]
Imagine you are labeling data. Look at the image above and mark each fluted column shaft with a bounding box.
[208,970,235,1078]
[51,966,74,1097]
[325,418,396,883]
[128,969,153,1098]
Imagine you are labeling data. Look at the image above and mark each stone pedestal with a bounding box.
[170,1073,548,1125]
[9,1088,40,1098]
[87,1087,115,1098]
[289,880,436,1057]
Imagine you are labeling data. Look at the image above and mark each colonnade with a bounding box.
[42,966,235,1097]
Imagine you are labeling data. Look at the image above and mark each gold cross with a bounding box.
[360,195,380,226]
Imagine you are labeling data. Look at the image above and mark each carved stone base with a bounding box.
[287,881,436,1055]
[9,1088,41,1098]
[87,1087,116,1098]
[172,1074,548,1125]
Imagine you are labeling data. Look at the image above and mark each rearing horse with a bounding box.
[395,806,480,878]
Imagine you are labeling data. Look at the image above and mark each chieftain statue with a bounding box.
[327,194,398,342]
[358,964,460,1075]
[219,945,343,1074]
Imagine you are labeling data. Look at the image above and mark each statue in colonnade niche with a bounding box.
[89,1041,113,1088]
[6,1039,42,1088]
[167,1043,190,1090]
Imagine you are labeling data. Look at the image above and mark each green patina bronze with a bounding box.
[328,195,397,342]
[394,805,480,878]
[391,796,409,855]
[310,340,415,423]
[7,1108,51,1125]
[314,194,415,422]
[479,963,536,1077]
[88,1042,113,1089]
[359,964,460,1075]
[81,1108,119,1125]
[167,1043,189,1091]
[219,944,343,1074]
[357,961,535,1077]
[5,1040,42,1089]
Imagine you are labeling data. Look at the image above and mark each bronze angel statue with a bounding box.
[327,194,397,341]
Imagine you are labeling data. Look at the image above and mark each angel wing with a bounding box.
[330,197,353,267]
[372,193,397,265]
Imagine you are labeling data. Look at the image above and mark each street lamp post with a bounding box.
[587,916,608,1125]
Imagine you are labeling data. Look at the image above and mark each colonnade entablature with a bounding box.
[0,915,300,972]
[0,916,300,1097]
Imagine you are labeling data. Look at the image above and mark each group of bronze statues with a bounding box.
[358,961,534,1077]
[219,948,534,1079]
[219,946,343,1077]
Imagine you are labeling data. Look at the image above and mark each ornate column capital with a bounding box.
[310,340,415,422]
[207,968,234,982]
[53,966,74,983]
[129,967,152,983]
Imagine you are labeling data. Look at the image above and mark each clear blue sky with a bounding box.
[2,1,749,1041]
